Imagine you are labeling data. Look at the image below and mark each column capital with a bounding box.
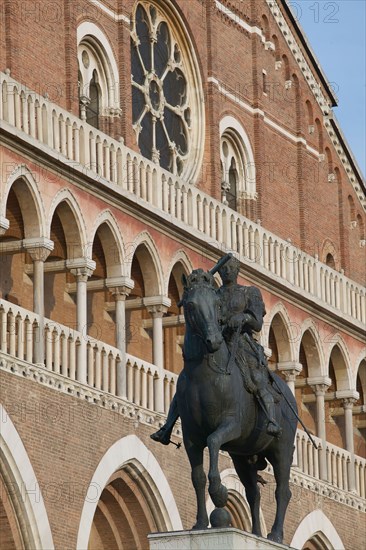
[106,276,134,299]
[308,376,332,396]
[342,397,357,410]
[24,238,54,262]
[145,295,171,317]
[0,215,10,235]
[67,257,95,280]
[277,361,302,377]
[336,389,359,402]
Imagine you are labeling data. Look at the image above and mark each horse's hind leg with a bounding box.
[184,439,208,530]
[230,454,262,537]
[266,449,292,544]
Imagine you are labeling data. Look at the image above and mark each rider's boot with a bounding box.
[150,395,179,445]
[258,389,282,437]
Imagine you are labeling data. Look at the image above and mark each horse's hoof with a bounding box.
[268,532,283,544]
[209,484,228,508]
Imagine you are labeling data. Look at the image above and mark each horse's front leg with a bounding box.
[184,439,209,530]
[207,420,241,508]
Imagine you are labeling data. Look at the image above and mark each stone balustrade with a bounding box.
[0,297,364,499]
[0,71,365,326]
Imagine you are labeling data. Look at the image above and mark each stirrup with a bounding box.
[150,427,171,445]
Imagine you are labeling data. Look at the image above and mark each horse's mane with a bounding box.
[180,269,216,302]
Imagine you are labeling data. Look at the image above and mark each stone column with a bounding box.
[107,277,134,399]
[68,259,95,384]
[339,390,359,492]
[146,296,171,413]
[277,361,302,395]
[25,239,54,365]
[309,376,331,481]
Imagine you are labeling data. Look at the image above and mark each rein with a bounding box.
[206,325,241,376]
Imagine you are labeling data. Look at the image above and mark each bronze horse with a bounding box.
[176,270,297,543]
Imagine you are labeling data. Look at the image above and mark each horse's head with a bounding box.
[181,269,223,353]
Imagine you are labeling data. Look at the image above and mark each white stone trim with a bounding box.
[266,0,365,212]
[214,1,264,38]
[209,77,321,159]
[89,209,127,277]
[2,356,365,513]
[2,164,47,238]
[86,0,130,23]
[129,230,165,295]
[77,21,120,111]
[220,116,256,197]
[290,509,345,549]
[0,404,55,549]
[76,434,182,549]
[47,187,88,256]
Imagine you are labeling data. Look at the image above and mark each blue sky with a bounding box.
[289,0,366,176]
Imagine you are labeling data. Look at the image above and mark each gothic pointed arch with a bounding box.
[77,22,120,127]
[3,165,46,238]
[76,435,182,549]
[90,210,126,279]
[47,189,87,260]
[0,405,54,549]
[263,302,296,364]
[326,335,352,391]
[290,509,344,550]
[297,319,326,378]
[219,116,256,214]
[129,231,164,296]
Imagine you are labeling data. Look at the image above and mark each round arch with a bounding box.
[0,404,54,549]
[129,232,164,296]
[76,435,182,549]
[3,165,46,238]
[47,189,88,260]
[290,509,344,549]
[90,210,126,278]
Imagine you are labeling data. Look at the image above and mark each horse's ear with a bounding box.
[182,273,188,288]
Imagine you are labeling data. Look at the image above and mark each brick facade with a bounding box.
[0,0,365,548]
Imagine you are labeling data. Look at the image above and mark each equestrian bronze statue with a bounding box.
[151,254,297,544]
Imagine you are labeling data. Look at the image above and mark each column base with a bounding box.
[148,529,294,550]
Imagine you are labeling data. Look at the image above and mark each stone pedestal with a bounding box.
[148,529,294,550]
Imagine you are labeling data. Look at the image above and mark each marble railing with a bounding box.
[0,299,176,414]
[0,71,365,325]
[1,297,365,498]
[295,430,365,497]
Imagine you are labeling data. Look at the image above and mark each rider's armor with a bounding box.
[217,283,282,437]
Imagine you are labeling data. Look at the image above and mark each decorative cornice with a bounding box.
[266,0,366,211]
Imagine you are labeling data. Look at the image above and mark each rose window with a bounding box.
[131,2,203,179]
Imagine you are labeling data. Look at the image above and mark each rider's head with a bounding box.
[218,256,240,284]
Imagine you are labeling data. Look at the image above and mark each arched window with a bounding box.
[77,22,120,129]
[325,253,335,269]
[219,116,256,215]
[130,1,204,181]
